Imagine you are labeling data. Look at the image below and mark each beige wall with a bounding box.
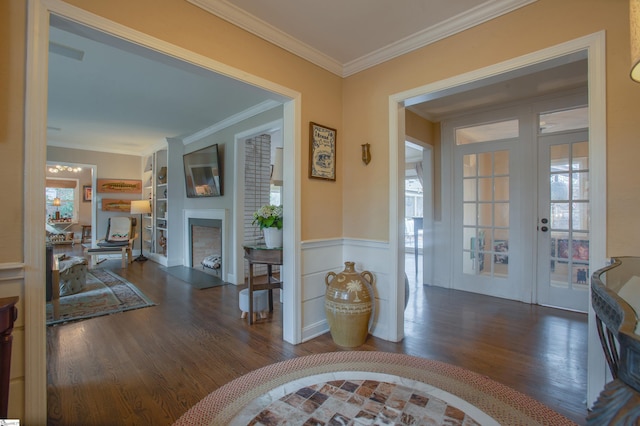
[342,0,640,257]
[6,0,640,420]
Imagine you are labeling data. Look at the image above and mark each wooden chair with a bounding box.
[80,225,91,244]
[84,217,136,268]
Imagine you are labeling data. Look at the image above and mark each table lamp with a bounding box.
[130,200,151,262]
[52,197,61,220]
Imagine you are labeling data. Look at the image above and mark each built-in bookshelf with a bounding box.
[141,147,168,265]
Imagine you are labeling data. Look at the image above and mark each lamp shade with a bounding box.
[130,200,151,215]
[632,0,640,82]
[52,197,61,207]
[271,147,283,186]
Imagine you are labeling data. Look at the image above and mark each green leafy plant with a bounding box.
[252,204,283,230]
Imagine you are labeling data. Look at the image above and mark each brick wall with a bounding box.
[244,134,271,276]
[191,224,221,272]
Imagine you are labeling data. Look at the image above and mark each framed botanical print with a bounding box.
[309,122,336,181]
[83,185,92,202]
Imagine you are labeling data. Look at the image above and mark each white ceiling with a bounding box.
[189,0,537,76]
[48,0,589,157]
[47,16,286,156]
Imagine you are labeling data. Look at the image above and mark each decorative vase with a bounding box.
[159,230,167,255]
[263,227,283,248]
[325,261,375,347]
[158,166,167,184]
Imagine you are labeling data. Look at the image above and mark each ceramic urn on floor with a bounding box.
[325,261,375,347]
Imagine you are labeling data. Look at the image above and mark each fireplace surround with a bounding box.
[183,209,226,279]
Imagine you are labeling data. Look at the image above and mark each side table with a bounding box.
[243,245,283,325]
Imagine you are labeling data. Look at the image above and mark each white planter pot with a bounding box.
[263,227,283,248]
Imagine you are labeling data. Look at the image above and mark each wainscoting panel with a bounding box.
[300,239,343,342]
[300,239,395,343]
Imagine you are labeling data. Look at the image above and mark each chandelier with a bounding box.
[48,165,82,173]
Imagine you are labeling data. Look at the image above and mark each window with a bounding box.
[46,178,79,221]
[405,177,423,248]
[455,119,519,145]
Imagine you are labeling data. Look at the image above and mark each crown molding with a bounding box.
[187,0,343,76]
[46,139,154,156]
[182,99,282,145]
[188,0,537,77]
[343,0,538,76]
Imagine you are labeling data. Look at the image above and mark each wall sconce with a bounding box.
[631,0,640,82]
[361,143,371,165]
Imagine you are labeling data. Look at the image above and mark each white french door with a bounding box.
[450,110,531,302]
[447,94,589,310]
[536,129,590,311]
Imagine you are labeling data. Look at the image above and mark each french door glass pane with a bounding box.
[478,178,493,201]
[461,150,509,278]
[463,154,476,177]
[547,139,589,290]
[463,203,476,226]
[463,179,476,201]
[494,177,509,201]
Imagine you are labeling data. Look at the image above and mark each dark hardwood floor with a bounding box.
[47,245,588,425]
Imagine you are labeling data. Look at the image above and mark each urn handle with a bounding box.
[325,271,337,286]
[360,271,374,287]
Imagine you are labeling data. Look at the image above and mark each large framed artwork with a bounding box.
[309,122,337,181]
[101,199,132,212]
[96,179,142,193]
[183,144,222,198]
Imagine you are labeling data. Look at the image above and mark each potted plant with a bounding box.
[252,204,283,248]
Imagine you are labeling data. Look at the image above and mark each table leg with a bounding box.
[414,225,419,276]
[248,262,254,325]
[267,265,274,312]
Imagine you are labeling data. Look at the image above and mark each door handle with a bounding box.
[541,218,549,224]
[540,226,548,232]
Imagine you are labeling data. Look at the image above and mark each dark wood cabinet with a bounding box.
[0,296,18,418]
[589,257,640,424]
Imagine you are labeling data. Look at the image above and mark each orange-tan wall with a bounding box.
[1,0,27,419]
[343,0,640,257]
[406,110,441,221]
[1,0,26,262]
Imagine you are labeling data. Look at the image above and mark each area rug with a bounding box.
[174,351,577,426]
[46,269,155,326]
[164,265,227,290]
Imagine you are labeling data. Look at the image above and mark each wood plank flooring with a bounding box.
[47,246,588,425]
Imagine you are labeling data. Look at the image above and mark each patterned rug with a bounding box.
[46,269,155,326]
[174,351,577,426]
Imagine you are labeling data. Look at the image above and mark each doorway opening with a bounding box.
[391,34,607,404]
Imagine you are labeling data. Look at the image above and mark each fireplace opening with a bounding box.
[189,218,222,277]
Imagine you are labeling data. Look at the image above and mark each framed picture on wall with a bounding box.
[96,179,142,193]
[309,122,337,181]
[83,185,92,202]
[101,199,132,212]
[183,144,222,197]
